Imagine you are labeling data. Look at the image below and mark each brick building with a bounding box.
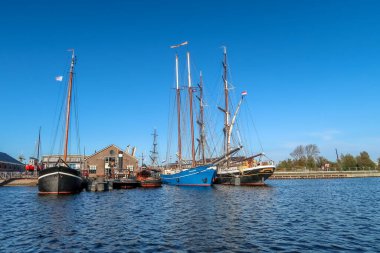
[84,144,138,179]
[0,152,25,172]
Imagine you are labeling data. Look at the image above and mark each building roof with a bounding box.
[0,152,23,165]
[85,144,138,161]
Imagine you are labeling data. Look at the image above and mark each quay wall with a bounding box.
[270,170,380,180]
[0,178,38,186]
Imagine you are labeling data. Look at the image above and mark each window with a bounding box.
[69,163,77,169]
[127,165,134,172]
[68,157,81,162]
[89,165,97,174]
[105,157,116,168]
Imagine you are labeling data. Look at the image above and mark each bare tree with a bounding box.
[305,144,320,160]
[290,145,305,160]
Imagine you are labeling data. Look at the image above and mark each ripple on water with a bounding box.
[1,178,380,252]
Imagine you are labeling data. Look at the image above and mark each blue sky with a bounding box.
[1,0,379,163]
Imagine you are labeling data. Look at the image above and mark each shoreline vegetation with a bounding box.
[277,144,379,172]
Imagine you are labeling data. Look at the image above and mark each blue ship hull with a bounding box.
[161,165,217,186]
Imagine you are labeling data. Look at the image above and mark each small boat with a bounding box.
[136,130,162,188]
[113,178,140,189]
[25,158,43,172]
[140,178,162,188]
[38,50,83,194]
[26,128,43,173]
[137,168,162,188]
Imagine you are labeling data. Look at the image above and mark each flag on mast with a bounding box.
[241,91,247,96]
[55,76,63,82]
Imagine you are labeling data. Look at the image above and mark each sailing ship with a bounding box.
[215,47,275,186]
[25,127,43,173]
[38,50,84,194]
[161,43,217,186]
[136,129,162,188]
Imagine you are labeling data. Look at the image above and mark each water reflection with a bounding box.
[1,178,380,252]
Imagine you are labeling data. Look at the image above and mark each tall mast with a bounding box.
[219,48,245,166]
[175,54,182,167]
[187,51,196,167]
[37,126,41,161]
[197,71,206,164]
[223,47,230,165]
[150,129,159,167]
[63,49,75,162]
[228,93,246,145]
[141,152,145,167]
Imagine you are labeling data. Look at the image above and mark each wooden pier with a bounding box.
[270,170,380,180]
[0,172,38,186]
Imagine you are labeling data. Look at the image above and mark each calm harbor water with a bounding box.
[1,178,380,252]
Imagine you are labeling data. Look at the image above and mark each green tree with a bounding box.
[378,158,380,170]
[356,151,376,169]
[277,159,293,171]
[340,154,357,170]
[306,157,316,169]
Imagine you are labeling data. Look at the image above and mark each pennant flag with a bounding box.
[170,41,189,48]
[55,76,63,82]
[241,91,247,96]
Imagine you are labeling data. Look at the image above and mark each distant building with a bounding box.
[0,152,25,172]
[84,144,138,179]
[41,154,86,170]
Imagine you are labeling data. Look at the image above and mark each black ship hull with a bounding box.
[215,166,275,186]
[38,166,83,194]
